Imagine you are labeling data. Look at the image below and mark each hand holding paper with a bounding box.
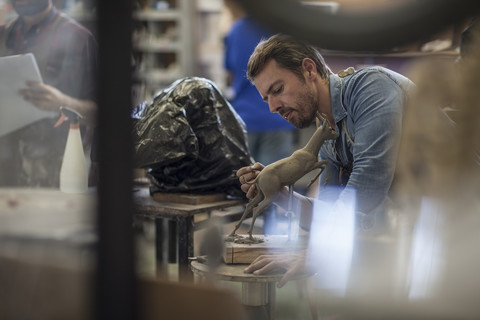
[0,53,56,136]
[19,81,69,113]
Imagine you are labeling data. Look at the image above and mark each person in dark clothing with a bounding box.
[0,0,98,187]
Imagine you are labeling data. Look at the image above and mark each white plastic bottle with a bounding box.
[56,107,88,193]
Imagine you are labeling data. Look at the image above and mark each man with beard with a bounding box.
[235,34,414,286]
[0,0,97,187]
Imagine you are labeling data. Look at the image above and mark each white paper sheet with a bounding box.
[0,53,56,136]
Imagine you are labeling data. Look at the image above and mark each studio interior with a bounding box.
[1,0,479,319]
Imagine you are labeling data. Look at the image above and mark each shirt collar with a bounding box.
[16,6,58,33]
[328,73,348,125]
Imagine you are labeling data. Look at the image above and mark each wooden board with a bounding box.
[152,192,226,205]
[223,235,308,264]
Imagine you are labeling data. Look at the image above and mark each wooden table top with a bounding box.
[133,186,246,218]
[0,187,96,238]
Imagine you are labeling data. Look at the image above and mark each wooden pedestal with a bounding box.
[152,192,226,205]
[223,235,308,264]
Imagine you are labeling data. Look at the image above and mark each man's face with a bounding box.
[253,59,318,129]
[11,0,50,16]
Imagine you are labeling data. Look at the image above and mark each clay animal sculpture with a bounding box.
[229,113,339,242]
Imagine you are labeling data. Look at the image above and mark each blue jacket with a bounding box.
[224,16,295,132]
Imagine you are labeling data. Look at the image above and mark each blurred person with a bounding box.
[223,0,295,165]
[0,0,97,187]
[224,0,296,233]
[236,34,414,286]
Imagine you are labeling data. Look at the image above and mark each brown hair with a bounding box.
[247,33,332,83]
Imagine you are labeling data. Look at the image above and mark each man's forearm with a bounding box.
[63,95,97,124]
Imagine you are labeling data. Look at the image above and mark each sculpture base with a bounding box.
[223,235,308,264]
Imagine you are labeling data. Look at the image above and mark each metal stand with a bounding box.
[285,185,295,241]
[191,261,288,320]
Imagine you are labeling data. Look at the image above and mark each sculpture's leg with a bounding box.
[322,160,331,185]
[229,192,263,236]
[307,166,325,189]
[247,197,274,240]
[306,160,329,188]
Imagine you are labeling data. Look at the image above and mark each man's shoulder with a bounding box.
[0,18,17,33]
[0,19,18,47]
[334,66,390,84]
[349,66,393,79]
[50,11,94,38]
[352,66,410,82]
[344,66,413,91]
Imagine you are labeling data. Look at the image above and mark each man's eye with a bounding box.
[273,86,283,94]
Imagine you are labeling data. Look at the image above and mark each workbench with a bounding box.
[0,187,97,268]
[133,186,246,281]
[0,187,97,320]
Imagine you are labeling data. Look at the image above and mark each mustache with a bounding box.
[278,107,294,118]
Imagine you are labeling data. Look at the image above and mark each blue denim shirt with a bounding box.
[317,66,414,230]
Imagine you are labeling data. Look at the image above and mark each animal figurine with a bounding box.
[228,113,339,242]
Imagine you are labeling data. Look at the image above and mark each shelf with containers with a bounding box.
[132,0,195,102]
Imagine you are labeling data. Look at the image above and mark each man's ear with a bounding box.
[302,58,317,80]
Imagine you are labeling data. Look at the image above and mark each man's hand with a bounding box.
[19,81,69,112]
[244,252,307,288]
[19,81,97,123]
[236,162,264,199]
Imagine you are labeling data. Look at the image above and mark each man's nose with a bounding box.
[268,97,281,114]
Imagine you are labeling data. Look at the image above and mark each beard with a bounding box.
[289,87,318,129]
[12,0,50,16]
